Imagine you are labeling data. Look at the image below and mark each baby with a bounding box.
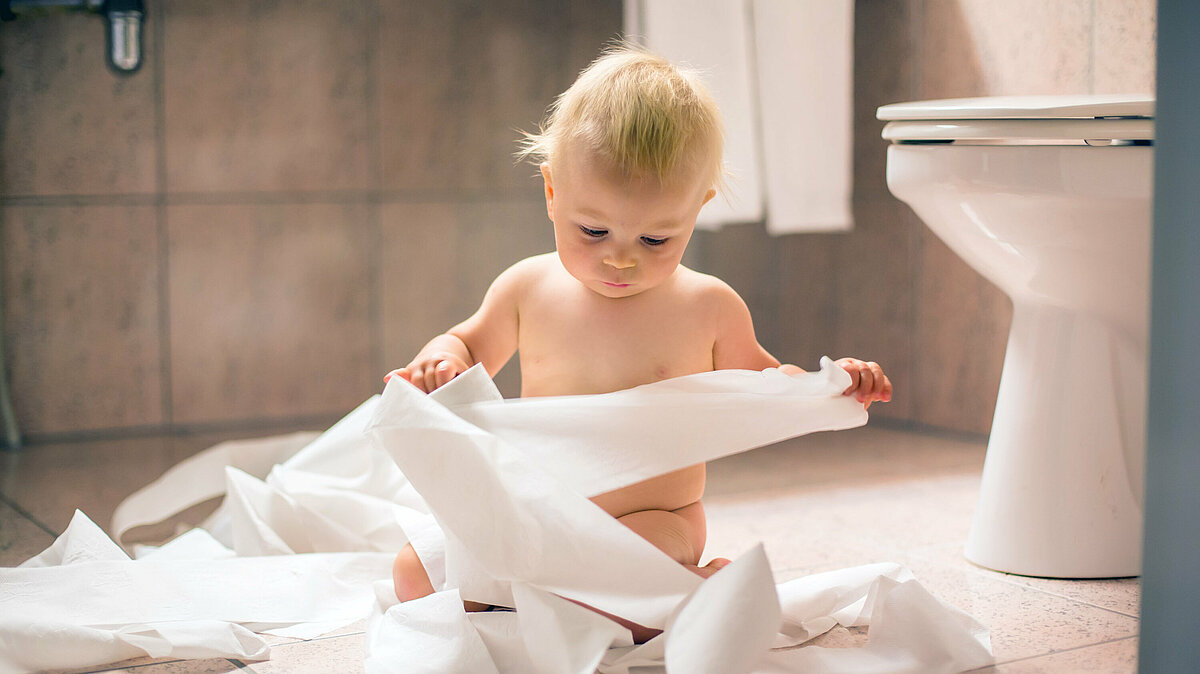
[386,45,891,640]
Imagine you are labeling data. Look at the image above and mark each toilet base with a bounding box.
[964,302,1145,578]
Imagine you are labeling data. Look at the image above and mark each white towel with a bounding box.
[626,0,855,234]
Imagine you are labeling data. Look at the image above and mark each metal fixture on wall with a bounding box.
[1,0,145,74]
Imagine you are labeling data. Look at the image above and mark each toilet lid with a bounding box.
[878,95,1154,145]
[876,94,1154,121]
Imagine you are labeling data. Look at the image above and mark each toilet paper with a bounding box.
[0,359,992,673]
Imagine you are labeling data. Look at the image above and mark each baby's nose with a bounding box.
[603,253,637,269]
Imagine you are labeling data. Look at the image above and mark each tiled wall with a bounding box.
[0,0,1158,442]
[689,0,1157,435]
[1,0,619,439]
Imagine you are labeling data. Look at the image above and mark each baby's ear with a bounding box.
[702,187,717,206]
[540,162,555,219]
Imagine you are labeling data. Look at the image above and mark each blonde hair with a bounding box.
[517,43,726,192]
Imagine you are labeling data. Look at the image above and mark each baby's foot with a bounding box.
[685,557,732,579]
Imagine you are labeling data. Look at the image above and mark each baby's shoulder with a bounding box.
[492,253,557,291]
[494,250,554,279]
[672,266,743,305]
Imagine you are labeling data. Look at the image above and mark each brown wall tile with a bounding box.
[1094,0,1157,94]
[772,233,840,372]
[377,0,572,195]
[0,11,157,196]
[854,0,918,200]
[831,200,919,423]
[912,226,1011,433]
[167,203,374,423]
[688,222,782,345]
[2,0,1156,440]
[380,199,554,398]
[566,0,625,80]
[379,202,461,373]
[3,205,162,433]
[162,0,372,193]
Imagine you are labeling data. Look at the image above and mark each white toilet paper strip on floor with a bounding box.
[1,360,992,673]
[0,511,391,673]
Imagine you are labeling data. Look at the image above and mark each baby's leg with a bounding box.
[392,543,490,611]
[600,501,729,642]
[394,501,728,641]
[617,500,712,567]
[392,544,435,602]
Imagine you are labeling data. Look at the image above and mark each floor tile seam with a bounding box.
[784,547,1140,623]
[902,545,1144,620]
[74,657,185,673]
[986,634,1139,667]
[0,491,58,537]
[276,629,366,646]
[978,573,1143,621]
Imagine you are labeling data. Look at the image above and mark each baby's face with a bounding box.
[541,148,716,299]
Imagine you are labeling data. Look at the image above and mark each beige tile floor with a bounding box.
[0,425,1139,673]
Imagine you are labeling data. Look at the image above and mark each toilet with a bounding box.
[878,95,1154,578]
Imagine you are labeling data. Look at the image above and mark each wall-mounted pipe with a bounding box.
[1,0,145,74]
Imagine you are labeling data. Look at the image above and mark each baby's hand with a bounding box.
[835,358,892,410]
[383,353,471,394]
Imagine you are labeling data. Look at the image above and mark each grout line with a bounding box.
[910,0,925,100]
[906,0,925,427]
[153,0,173,429]
[104,658,184,671]
[272,630,366,646]
[978,571,1143,621]
[365,0,385,382]
[0,190,548,208]
[365,0,383,196]
[0,491,58,537]
[980,635,1138,669]
[904,542,1144,621]
[12,414,336,448]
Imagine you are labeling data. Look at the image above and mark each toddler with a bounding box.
[386,44,891,641]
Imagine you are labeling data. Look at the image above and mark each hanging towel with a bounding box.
[626,0,855,234]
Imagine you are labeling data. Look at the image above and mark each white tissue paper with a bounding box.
[0,358,992,673]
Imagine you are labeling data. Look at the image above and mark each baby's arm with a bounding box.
[385,260,528,393]
[709,280,891,408]
[710,281,783,372]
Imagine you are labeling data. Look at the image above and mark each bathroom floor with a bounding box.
[0,424,1139,673]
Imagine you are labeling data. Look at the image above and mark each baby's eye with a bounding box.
[641,236,668,246]
[580,226,607,238]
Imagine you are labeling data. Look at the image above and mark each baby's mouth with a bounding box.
[602,281,632,288]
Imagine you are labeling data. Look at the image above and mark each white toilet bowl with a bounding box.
[878,95,1154,578]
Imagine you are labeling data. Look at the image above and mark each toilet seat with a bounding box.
[878,94,1155,146]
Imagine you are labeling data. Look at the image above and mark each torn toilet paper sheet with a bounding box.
[0,359,992,673]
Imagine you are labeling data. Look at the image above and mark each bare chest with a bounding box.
[517,288,716,396]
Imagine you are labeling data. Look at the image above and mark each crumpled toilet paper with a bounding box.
[0,359,992,673]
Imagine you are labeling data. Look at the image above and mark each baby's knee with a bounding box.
[393,544,435,602]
